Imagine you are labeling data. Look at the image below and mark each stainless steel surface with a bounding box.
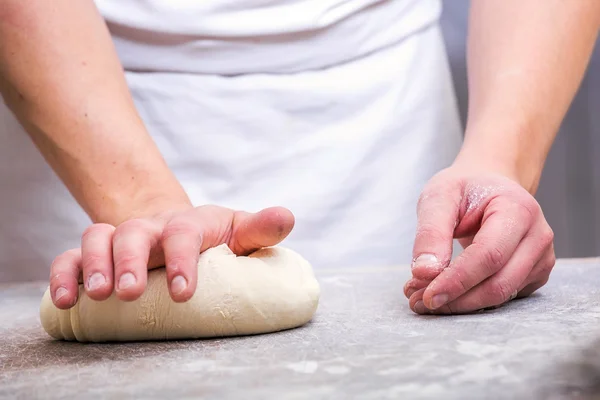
[2,260,600,399]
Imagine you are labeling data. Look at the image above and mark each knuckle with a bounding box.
[547,252,557,268]
[448,265,471,293]
[113,253,142,271]
[81,226,98,241]
[65,248,81,258]
[116,218,154,235]
[512,202,536,224]
[489,278,513,304]
[82,223,115,240]
[81,253,106,271]
[483,245,505,272]
[473,243,505,274]
[162,219,200,241]
[540,255,556,276]
[458,278,470,293]
[418,184,452,205]
[48,271,64,285]
[112,219,159,248]
[165,255,190,273]
[517,191,541,211]
[537,276,550,288]
[417,190,431,209]
[540,228,555,246]
[487,247,505,270]
[417,183,446,209]
[51,248,79,269]
[415,223,448,244]
[49,249,81,283]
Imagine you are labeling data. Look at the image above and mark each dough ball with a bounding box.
[40,244,320,342]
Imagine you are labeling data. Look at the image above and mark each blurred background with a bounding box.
[440,1,600,259]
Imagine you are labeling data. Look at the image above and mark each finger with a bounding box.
[49,248,82,309]
[408,288,432,315]
[161,215,203,302]
[411,183,462,280]
[517,245,556,298]
[81,223,116,301]
[458,235,474,249]
[517,282,546,299]
[403,278,431,299]
[158,205,294,302]
[229,206,295,255]
[422,201,534,310]
[428,224,554,314]
[433,247,535,314]
[112,219,160,301]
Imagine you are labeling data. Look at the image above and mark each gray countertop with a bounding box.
[2,259,600,400]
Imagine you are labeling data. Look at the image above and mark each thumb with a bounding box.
[412,184,461,280]
[229,206,295,255]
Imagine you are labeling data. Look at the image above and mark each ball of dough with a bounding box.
[39,244,320,343]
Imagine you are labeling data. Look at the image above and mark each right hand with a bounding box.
[49,205,295,309]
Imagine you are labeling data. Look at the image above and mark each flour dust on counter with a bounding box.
[39,244,320,342]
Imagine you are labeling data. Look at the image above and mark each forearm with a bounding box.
[455,0,600,193]
[0,0,190,225]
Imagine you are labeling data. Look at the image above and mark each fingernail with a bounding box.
[171,275,187,295]
[55,287,69,301]
[118,272,137,291]
[412,253,439,269]
[414,300,427,314]
[406,288,417,298]
[86,273,106,291]
[431,294,449,309]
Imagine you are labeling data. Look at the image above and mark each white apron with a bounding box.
[0,0,462,282]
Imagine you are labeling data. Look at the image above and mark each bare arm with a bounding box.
[408,0,600,315]
[455,0,600,193]
[0,0,293,307]
[0,0,191,225]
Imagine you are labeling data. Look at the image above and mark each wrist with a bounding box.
[87,174,193,226]
[453,142,542,195]
[458,107,556,196]
[118,192,194,225]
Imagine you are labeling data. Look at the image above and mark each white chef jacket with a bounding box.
[0,0,462,282]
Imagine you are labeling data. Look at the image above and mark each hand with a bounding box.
[403,167,556,314]
[49,205,295,309]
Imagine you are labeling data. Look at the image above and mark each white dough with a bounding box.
[39,244,320,343]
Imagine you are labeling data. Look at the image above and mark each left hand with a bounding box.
[403,166,556,315]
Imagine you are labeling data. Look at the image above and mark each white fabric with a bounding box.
[99,0,442,74]
[0,0,462,282]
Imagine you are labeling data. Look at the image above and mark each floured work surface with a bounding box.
[1,259,600,400]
